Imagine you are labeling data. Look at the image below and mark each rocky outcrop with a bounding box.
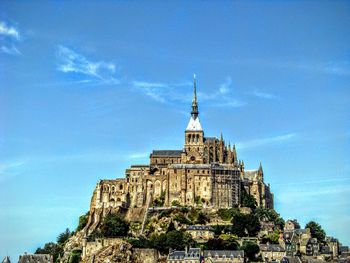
[84,240,132,263]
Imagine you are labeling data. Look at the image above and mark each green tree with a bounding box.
[167,221,176,232]
[77,212,89,231]
[183,232,196,248]
[207,238,224,250]
[305,221,326,242]
[223,237,239,250]
[127,236,151,248]
[100,213,129,237]
[35,242,63,262]
[57,228,71,245]
[195,211,209,224]
[231,213,260,237]
[150,233,168,254]
[174,213,191,225]
[241,190,257,209]
[218,208,240,221]
[171,200,181,207]
[255,208,285,230]
[261,230,280,244]
[241,241,260,262]
[166,230,184,250]
[69,249,82,263]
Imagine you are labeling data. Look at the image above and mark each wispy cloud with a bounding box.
[132,80,191,104]
[236,58,350,76]
[0,21,20,40]
[237,133,296,149]
[212,100,246,108]
[219,76,232,94]
[0,20,21,56]
[132,76,245,108]
[0,45,21,55]
[0,161,25,182]
[56,45,119,84]
[322,61,350,76]
[128,152,149,159]
[253,90,278,100]
[132,81,168,88]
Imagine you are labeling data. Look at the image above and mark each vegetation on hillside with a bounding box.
[35,228,73,263]
[34,197,329,263]
[306,221,326,242]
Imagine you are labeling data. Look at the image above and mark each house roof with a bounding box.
[281,256,302,263]
[204,250,244,258]
[187,225,214,231]
[260,244,285,252]
[168,251,185,260]
[168,248,201,260]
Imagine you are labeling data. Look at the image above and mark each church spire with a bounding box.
[191,74,199,119]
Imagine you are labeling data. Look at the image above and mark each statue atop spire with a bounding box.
[191,74,199,119]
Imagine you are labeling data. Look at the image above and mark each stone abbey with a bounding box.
[85,77,274,232]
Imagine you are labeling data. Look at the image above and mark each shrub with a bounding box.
[77,212,89,231]
[195,211,209,224]
[171,200,181,207]
[174,213,191,225]
[305,221,326,242]
[231,213,260,237]
[218,208,240,221]
[69,249,82,263]
[57,228,71,245]
[100,213,130,237]
[158,209,172,219]
[241,241,260,262]
[241,190,257,209]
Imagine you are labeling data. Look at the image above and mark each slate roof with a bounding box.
[281,256,302,263]
[205,137,217,142]
[186,248,201,259]
[168,250,185,260]
[171,164,212,169]
[204,250,245,258]
[260,244,285,252]
[151,150,182,157]
[18,254,53,263]
[168,248,201,260]
[1,256,10,263]
[187,225,214,231]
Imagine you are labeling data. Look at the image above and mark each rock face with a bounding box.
[84,240,132,263]
[82,239,159,263]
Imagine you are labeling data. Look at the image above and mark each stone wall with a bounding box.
[132,248,158,263]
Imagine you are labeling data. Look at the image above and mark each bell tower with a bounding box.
[184,75,204,164]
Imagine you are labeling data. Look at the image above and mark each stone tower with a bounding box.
[183,75,205,164]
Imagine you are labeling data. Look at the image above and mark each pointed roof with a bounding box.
[186,116,203,131]
[2,257,10,263]
[186,75,202,131]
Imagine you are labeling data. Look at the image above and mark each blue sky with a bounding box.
[1,0,349,260]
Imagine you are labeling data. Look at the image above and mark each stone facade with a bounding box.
[84,77,274,233]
